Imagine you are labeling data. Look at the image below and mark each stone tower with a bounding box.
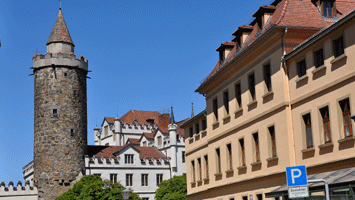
[32,9,88,200]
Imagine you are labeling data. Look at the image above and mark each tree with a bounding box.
[155,174,187,200]
[55,175,142,200]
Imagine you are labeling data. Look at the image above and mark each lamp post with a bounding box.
[121,188,131,200]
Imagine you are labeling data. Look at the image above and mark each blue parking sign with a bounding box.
[286,165,308,187]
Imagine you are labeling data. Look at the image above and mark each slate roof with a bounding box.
[196,0,355,93]
[46,9,74,46]
[90,144,166,160]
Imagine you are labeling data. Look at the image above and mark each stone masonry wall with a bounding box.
[33,66,87,200]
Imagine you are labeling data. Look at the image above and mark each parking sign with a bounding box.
[286,165,308,187]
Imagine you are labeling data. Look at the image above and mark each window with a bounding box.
[264,64,272,92]
[189,127,193,138]
[141,174,148,186]
[143,198,149,200]
[70,129,74,137]
[126,174,133,186]
[268,126,277,157]
[297,59,306,77]
[176,134,179,141]
[94,173,101,177]
[143,141,147,147]
[213,98,218,120]
[223,91,229,114]
[64,72,67,77]
[110,174,117,183]
[202,119,207,131]
[320,106,331,143]
[333,36,344,58]
[235,83,242,107]
[216,148,221,173]
[239,138,246,166]
[156,174,163,186]
[242,196,248,200]
[257,194,263,200]
[339,99,352,137]
[125,154,134,164]
[53,109,58,117]
[157,136,162,146]
[182,151,185,163]
[191,160,196,182]
[195,123,200,134]
[73,90,77,96]
[253,133,260,162]
[227,144,233,170]
[104,125,108,136]
[314,49,324,68]
[197,158,202,180]
[303,114,314,148]
[322,1,334,17]
[248,74,256,100]
[204,155,209,178]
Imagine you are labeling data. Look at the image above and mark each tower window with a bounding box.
[64,73,67,77]
[70,129,74,137]
[53,109,58,117]
[73,90,77,96]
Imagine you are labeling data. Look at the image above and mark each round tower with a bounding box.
[32,9,88,200]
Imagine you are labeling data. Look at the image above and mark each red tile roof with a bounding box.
[196,0,355,93]
[126,138,140,145]
[142,132,155,139]
[91,144,166,160]
[177,118,190,138]
[47,10,74,46]
[104,117,115,125]
[120,110,162,126]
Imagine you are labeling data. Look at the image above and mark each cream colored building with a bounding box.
[184,0,355,200]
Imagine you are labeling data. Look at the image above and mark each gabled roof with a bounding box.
[176,118,190,137]
[126,138,140,145]
[89,144,166,160]
[196,0,355,93]
[102,117,115,126]
[46,9,74,46]
[140,132,155,140]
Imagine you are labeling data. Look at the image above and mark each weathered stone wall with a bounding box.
[33,65,87,200]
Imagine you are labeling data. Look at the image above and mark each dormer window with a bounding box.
[216,42,235,64]
[252,5,276,32]
[313,0,336,18]
[232,25,253,49]
[323,1,333,17]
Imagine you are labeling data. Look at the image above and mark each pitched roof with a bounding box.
[126,138,140,145]
[141,132,155,140]
[196,0,355,93]
[176,118,190,137]
[120,110,162,126]
[90,144,166,160]
[46,9,74,46]
[104,117,115,125]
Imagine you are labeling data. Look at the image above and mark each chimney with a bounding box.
[232,25,253,48]
[216,42,235,64]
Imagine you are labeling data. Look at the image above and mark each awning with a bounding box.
[266,167,355,198]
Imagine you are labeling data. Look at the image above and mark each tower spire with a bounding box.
[59,0,61,10]
[191,103,194,118]
[170,106,175,125]
[46,9,74,46]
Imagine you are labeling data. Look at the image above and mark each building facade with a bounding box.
[184,0,355,200]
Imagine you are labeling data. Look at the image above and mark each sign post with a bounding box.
[286,165,309,198]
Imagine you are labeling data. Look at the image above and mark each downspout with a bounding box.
[282,27,297,166]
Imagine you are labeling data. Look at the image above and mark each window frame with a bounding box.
[320,106,332,143]
[216,148,221,173]
[197,157,202,181]
[156,174,163,186]
[191,160,196,182]
[268,126,277,157]
[253,133,260,162]
[213,98,219,121]
[303,113,314,148]
[125,154,134,164]
[263,63,272,92]
[223,90,230,114]
[248,73,256,100]
[227,143,233,170]
[297,59,307,77]
[110,174,117,183]
[239,138,246,166]
[333,36,344,58]
[204,155,209,179]
[182,151,185,163]
[339,98,352,138]
[313,48,324,68]
[235,82,242,107]
[141,174,149,186]
[126,174,133,186]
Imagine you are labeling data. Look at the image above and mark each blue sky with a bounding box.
[0,0,271,183]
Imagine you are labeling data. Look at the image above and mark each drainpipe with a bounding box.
[282,27,297,166]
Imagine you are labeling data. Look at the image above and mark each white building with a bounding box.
[23,108,188,200]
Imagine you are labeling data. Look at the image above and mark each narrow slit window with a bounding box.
[195,123,200,134]
[264,64,272,92]
[253,133,260,162]
[303,113,313,148]
[320,106,331,143]
[216,148,221,173]
[223,91,229,114]
[197,158,202,181]
[235,83,242,107]
[213,98,218,120]
[268,126,276,157]
[227,144,233,170]
[191,160,196,182]
[248,74,256,100]
[204,155,209,178]
[239,139,245,166]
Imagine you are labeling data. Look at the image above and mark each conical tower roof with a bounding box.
[46,9,74,46]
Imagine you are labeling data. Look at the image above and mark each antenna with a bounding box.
[58,0,61,10]
[117,106,118,117]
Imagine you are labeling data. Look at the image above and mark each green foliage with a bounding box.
[155,174,187,200]
[55,175,142,200]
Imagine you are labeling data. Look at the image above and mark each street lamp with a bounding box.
[121,188,131,200]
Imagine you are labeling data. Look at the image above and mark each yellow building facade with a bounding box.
[184,0,355,200]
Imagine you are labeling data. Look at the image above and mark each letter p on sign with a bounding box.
[286,165,308,187]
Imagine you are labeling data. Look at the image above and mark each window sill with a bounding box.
[338,136,355,144]
[266,156,278,162]
[234,107,243,115]
[201,130,207,135]
[212,121,219,127]
[190,181,196,185]
[247,100,257,107]
[301,147,315,153]
[196,180,202,183]
[250,161,261,166]
[222,115,231,121]
[312,65,326,74]
[194,133,201,139]
[295,74,308,83]
[203,178,209,181]
[262,91,274,99]
[214,172,222,176]
[225,169,234,173]
[237,165,247,170]
[318,142,333,149]
[330,54,347,64]
[188,137,194,142]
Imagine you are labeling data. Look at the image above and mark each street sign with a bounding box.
[286,165,308,187]
[288,186,309,198]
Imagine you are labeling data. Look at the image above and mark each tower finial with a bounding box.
[191,103,194,118]
[170,106,175,125]
[59,0,61,10]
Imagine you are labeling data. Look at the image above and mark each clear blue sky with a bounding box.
[0,0,271,183]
